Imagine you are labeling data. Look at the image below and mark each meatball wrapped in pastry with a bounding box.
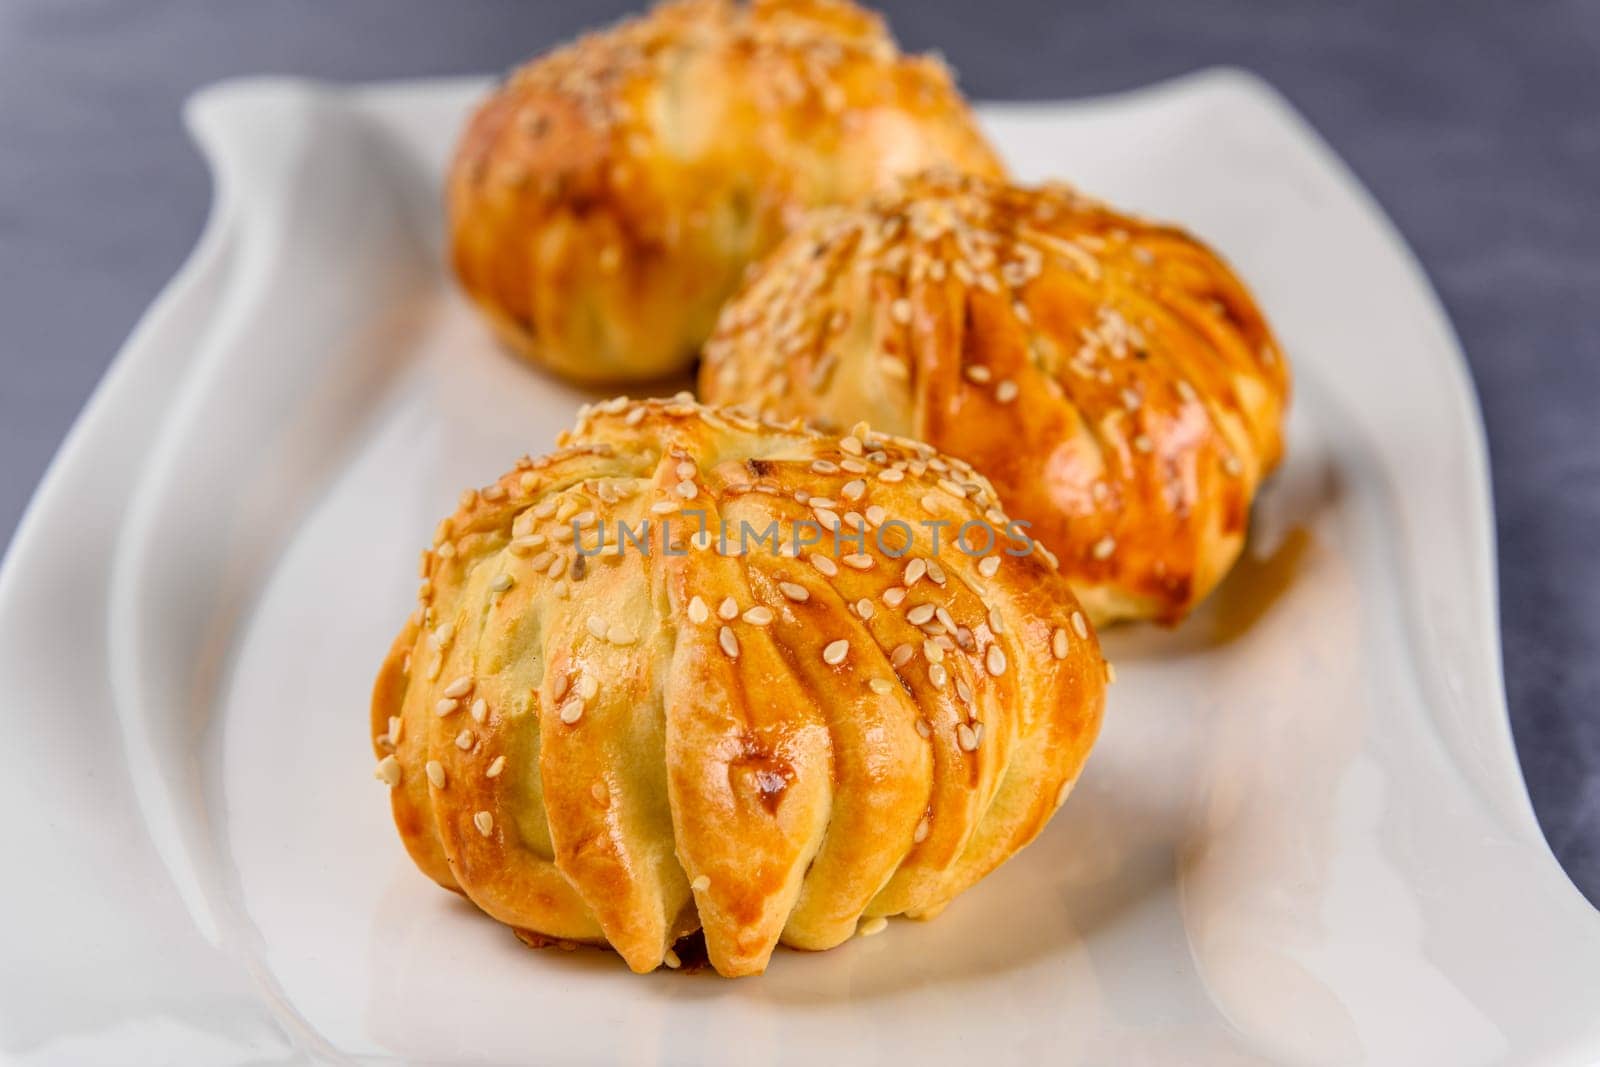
[701,170,1290,624]
[372,397,1105,977]
[448,0,1004,384]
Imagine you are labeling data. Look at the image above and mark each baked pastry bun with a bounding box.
[371,396,1105,977]
[448,0,1004,385]
[701,170,1290,624]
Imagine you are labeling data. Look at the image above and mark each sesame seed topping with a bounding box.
[675,481,698,499]
[743,606,774,626]
[869,677,894,695]
[691,875,711,892]
[675,461,697,479]
[957,723,979,751]
[486,756,506,778]
[841,479,867,501]
[913,814,931,841]
[1052,628,1070,659]
[718,597,738,621]
[904,559,927,586]
[474,811,494,837]
[470,697,488,722]
[890,643,914,668]
[1092,537,1116,560]
[964,364,992,384]
[883,586,907,607]
[928,663,948,689]
[907,603,936,626]
[719,626,740,659]
[435,698,460,717]
[988,608,1005,635]
[779,582,810,602]
[559,698,584,724]
[914,719,931,739]
[986,645,1007,677]
[841,553,875,571]
[995,380,1019,403]
[443,676,474,699]
[664,949,682,969]
[651,500,678,515]
[576,674,598,700]
[822,639,850,666]
[375,755,401,787]
[1071,610,1089,638]
[688,596,710,624]
[811,554,839,577]
[455,729,474,750]
[425,761,447,789]
[587,615,608,639]
[840,435,864,455]
[859,916,889,938]
[551,674,570,701]
[855,598,875,619]
[890,298,912,325]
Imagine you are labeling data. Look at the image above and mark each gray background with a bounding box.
[1,1,1596,903]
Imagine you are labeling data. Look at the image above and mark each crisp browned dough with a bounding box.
[701,170,1291,625]
[371,397,1106,976]
[447,0,1004,384]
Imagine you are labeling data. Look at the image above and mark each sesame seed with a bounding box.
[551,674,569,701]
[650,500,678,515]
[929,663,948,689]
[840,435,864,455]
[1092,537,1116,560]
[842,553,875,571]
[559,698,584,724]
[923,639,945,663]
[915,719,931,739]
[956,679,974,704]
[811,554,839,577]
[664,949,682,969]
[986,645,1007,677]
[387,716,403,745]
[688,596,710,624]
[988,608,1005,635]
[443,676,474,699]
[675,481,698,499]
[964,364,992,384]
[718,597,738,621]
[913,814,931,842]
[841,479,867,501]
[1052,628,1069,659]
[719,626,740,659]
[859,916,889,938]
[425,761,447,789]
[587,615,607,639]
[435,698,460,717]
[890,298,912,325]
[883,586,907,607]
[743,606,774,626]
[486,756,506,778]
[869,677,894,695]
[995,380,1019,403]
[823,639,850,665]
[576,674,598,700]
[470,697,488,722]
[957,723,979,751]
[780,582,810,602]
[455,729,474,750]
[855,598,875,619]
[1056,781,1073,808]
[609,625,636,645]
[474,811,494,837]
[907,603,937,626]
[1072,611,1089,638]
[375,755,401,787]
[904,559,927,586]
[675,461,697,479]
[890,643,914,668]
[878,468,905,483]
[1106,662,1118,684]
[691,875,711,892]
[1223,455,1243,477]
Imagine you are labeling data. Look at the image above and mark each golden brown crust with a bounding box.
[370,396,1105,976]
[701,169,1291,624]
[447,0,1004,384]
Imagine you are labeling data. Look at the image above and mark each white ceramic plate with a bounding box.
[2,70,1597,1066]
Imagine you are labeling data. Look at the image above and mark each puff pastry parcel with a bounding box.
[447,0,1003,384]
[372,397,1105,976]
[701,170,1290,624]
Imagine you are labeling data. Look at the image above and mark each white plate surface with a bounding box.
[2,71,1598,1066]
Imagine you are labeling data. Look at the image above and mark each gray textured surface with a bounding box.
[0,0,1596,904]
